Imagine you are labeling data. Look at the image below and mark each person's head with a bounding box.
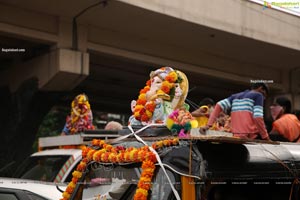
[199,98,215,108]
[251,83,269,99]
[270,97,291,120]
[293,110,300,121]
[274,97,291,113]
[104,121,123,130]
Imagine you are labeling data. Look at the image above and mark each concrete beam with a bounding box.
[0,22,58,44]
[118,0,300,51]
[56,18,73,49]
[56,18,88,52]
[88,41,285,91]
[294,95,300,110]
[0,49,89,92]
[0,3,58,43]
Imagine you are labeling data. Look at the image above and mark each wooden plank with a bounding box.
[188,136,280,145]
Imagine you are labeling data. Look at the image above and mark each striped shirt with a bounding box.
[218,90,265,135]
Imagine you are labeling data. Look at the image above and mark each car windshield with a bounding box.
[82,164,177,200]
[83,164,140,200]
[14,155,70,182]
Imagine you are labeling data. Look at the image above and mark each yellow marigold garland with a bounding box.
[60,138,179,200]
[133,68,181,123]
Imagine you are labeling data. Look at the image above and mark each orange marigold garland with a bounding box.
[133,160,156,200]
[133,67,182,123]
[60,138,179,200]
[60,150,90,200]
[165,71,178,83]
[134,160,156,200]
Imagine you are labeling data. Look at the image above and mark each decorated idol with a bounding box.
[129,67,189,125]
[61,93,95,135]
[166,107,198,137]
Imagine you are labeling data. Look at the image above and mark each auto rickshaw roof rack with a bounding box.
[38,132,120,149]
[39,126,281,149]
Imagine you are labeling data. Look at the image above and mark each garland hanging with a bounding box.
[133,67,182,122]
[60,138,179,200]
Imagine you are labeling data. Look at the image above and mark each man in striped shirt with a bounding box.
[201,83,270,140]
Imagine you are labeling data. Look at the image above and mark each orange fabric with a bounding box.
[272,114,300,142]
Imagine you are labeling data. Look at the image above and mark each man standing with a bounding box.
[201,83,270,140]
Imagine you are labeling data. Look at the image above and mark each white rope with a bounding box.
[128,125,181,200]
[157,163,202,180]
[109,123,165,144]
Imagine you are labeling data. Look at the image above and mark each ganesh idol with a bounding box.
[129,67,189,125]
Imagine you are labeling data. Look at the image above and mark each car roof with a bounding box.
[0,187,48,200]
[0,177,66,199]
[31,149,82,159]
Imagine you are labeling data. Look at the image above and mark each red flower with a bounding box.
[66,186,74,194]
[92,139,99,146]
[138,179,152,190]
[141,114,150,122]
[142,160,155,169]
[134,192,147,200]
[165,71,178,83]
[71,177,78,184]
[137,98,147,105]
[146,80,151,86]
[76,162,87,172]
[82,147,91,158]
[140,86,150,94]
[161,85,170,93]
[145,102,156,112]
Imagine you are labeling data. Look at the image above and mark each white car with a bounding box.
[0,177,66,199]
[14,134,119,184]
[14,149,82,183]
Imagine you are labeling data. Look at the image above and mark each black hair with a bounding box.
[293,110,300,120]
[251,83,269,95]
[275,97,291,113]
[199,98,215,106]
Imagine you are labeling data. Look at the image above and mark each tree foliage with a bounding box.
[32,106,68,151]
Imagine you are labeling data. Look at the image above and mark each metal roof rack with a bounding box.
[38,132,120,148]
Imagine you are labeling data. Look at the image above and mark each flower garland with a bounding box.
[61,155,87,199]
[60,138,179,200]
[133,68,181,123]
[135,160,156,200]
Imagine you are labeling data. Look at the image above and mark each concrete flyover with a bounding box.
[0,0,299,108]
[0,0,299,174]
